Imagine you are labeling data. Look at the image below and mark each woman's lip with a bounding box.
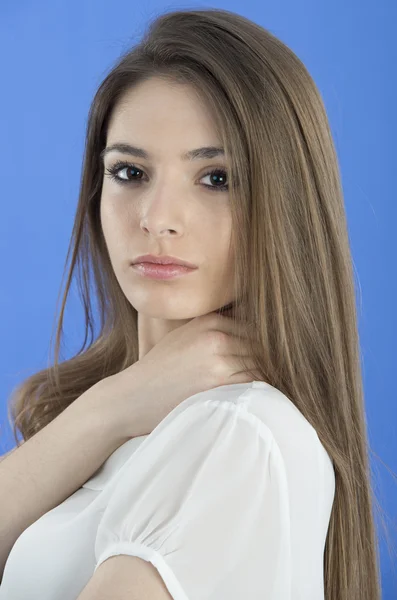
[131,263,197,279]
[132,256,197,268]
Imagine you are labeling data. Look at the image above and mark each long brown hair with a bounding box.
[4,7,396,598]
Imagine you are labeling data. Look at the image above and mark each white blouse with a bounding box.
[0,381,335,600]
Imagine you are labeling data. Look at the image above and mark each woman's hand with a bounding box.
[96,311,260,439]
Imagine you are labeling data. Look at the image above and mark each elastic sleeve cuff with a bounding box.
[95,541,189,600]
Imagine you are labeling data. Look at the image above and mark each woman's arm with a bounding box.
[77,556,172,600]
[0,381,134,582]
[0,444,25,462]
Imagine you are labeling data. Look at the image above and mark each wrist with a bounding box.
[76,379,135,448]
[86,374,144,442]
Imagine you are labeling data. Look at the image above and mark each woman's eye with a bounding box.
[105,162,144,185]
[104,161,229,192]
[200,169,228,191]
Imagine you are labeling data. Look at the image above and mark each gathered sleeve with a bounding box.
[93,393,332,600]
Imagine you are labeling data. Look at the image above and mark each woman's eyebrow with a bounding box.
[100,143,225,163]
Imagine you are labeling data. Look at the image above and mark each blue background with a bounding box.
[0,0,396,596]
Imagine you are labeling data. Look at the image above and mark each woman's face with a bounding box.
[100,76,235,325]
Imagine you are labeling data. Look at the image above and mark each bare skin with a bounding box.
[100,76,236,360]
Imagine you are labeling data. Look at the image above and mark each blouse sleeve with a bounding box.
[93,394,332,600]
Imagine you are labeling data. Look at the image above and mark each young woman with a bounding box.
[0,7,384,600]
